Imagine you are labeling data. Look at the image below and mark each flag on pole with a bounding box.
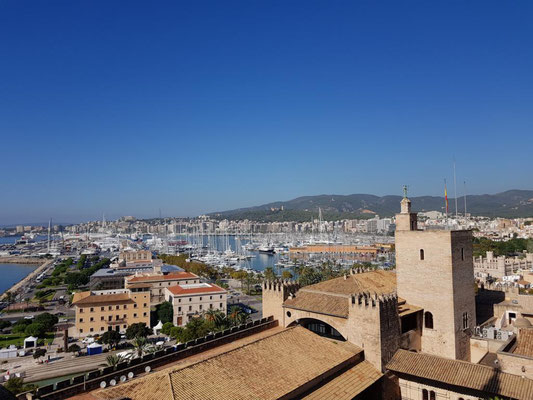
[444,180,449,215]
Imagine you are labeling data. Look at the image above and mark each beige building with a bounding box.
[262,196,533,399]
[125,271,200,305]
[474,251,533,279]
[164,282,227,326]
[71,288,151,338]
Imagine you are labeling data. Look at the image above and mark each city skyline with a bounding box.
[1,1,533,224]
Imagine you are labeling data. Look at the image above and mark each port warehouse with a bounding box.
[29,317,276,400]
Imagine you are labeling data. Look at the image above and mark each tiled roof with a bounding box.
[303,270,396,296]
[302,360,382,399]
[283,291,349,318]
[72,293,134,306]
[387,349,533,400]
[127,271,198,282]
[96,326,362,400]
[167,283,226,296]
[282,270,396,317]
[514,328,533,358]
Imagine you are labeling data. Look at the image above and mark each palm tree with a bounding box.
[204,309,230,331]
[106,354,127,367]
[228,306,251,327]
[132,336,147,358]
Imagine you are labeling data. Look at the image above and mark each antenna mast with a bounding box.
[453,158,458,219]
[463,180,467,217]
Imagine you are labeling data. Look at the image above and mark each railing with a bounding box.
[25,316,276,400]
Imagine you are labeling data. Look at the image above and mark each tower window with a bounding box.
[462,312,469,330]
[422,389,428,400]
[461,248,464,261]
[420,249,425,260]
[424,312,433,329]
[429,391,436,400]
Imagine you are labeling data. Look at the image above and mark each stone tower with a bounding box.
[395,195,476,361]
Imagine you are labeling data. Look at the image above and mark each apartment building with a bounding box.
[125,271,200,305]
[164,283,227,326]
[71,288,151,338]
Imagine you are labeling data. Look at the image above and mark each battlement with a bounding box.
[350,291,398,309]
[262,280,300,294]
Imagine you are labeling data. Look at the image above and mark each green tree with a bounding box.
[4,377,37,395]
[106,353,128,367]
[228,306,250,327]
[161,322,174,335]
[281,270,293,280]
[263,267,276,281]
[125,322,152,339]
[157,301,174,324]
[68,344,81,353]
[169,326,186,342]
[298,266,322,287]
[35,312,59,331]
[132,336,147,357]
[25,323,46,337]
[101,330,121,348]
[204,309,228,330]
[33,348,47,359]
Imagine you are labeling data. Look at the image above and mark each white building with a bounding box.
[164,283,227,326]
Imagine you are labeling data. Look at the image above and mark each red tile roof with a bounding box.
[167,283,226,296]
[127,271,198,282]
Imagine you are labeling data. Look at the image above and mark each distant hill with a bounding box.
[209,190,533,221]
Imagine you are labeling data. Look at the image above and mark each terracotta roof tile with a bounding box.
[303,360,382,399]
[127,272,198,282]
[72,293,134,306]
[303,270,396,296]
[283,291,349,318]
[387,349,533,400]
[95,327,361,400]
[514,328,533,358]
[167,283,226,296]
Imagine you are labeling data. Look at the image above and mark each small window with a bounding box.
[420,249,425,260]
[101,307,104,311]
[80,329,83,333]
[79,308,84,313]
[220,303,223,308]
[90,317,94,322]
[200,297,202,301]
[424,312,433,329]
[429,391,435,400]
[286,311,291,318]
[100,326,104,331]
[189,306,192,311]
[461,248,464,261]
[79,318,84,323]
[90,307,94,312]
[462,312,469,330]
[90,327,94,332]
[143,312,147,317]
[178,307,181,312]
[422,389,428,400]
[199,305,203,310]
[101,316,104,321]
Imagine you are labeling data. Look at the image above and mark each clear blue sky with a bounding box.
[1,1,532,224]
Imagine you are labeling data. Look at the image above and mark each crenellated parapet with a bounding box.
[262,279,300,295]
[350,291,398,310]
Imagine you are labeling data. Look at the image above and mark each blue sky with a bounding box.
[1,1,532,224]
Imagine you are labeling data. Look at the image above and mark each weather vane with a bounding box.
[403,185,409,198]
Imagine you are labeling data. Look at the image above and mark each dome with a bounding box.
[514,317,532,328]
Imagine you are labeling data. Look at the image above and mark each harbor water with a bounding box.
[0,263,37,294]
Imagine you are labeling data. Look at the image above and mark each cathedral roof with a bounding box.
[387,349,533,400]
[283,270,397,318]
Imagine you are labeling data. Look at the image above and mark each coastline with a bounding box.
[0,256,46,265]
[0,258,55,298]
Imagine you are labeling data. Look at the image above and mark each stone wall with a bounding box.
[396,229,475,361]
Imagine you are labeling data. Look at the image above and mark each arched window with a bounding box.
[425,312,434,329]
[422,389,428,400]
[429,391,436,400]
[420,249,425,260]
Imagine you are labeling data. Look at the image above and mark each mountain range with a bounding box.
[209,190,533,221]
